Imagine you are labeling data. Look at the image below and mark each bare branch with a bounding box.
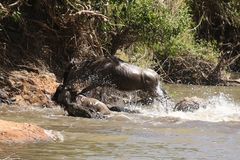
[74,10,108,21]
[8,0,22,7]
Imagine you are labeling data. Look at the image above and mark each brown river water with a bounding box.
[0,84,240,160]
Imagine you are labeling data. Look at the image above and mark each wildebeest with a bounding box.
[63,56,167,99]
[52,85,110,118]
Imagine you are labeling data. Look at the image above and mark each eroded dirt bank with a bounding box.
[0,69,59,144]
[0,69,59,107]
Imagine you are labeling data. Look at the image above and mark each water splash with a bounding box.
[135,93,240,122]
[156,83,167,97]
[45,130,64,142]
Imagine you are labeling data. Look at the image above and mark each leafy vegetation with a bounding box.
[98,0,220,65]
[0,0,239,85]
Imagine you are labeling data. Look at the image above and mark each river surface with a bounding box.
[0,84,240,160]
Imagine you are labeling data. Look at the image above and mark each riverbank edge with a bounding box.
[0,65,239,143]
[1,65,239,107]
[0,68,60,144]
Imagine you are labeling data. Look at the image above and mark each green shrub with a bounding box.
[102,0,220,65]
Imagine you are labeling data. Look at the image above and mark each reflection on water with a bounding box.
[0,84,240,159]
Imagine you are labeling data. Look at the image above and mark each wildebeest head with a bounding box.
[141,68,161,97]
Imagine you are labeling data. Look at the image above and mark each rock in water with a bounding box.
[65,102,104,119]
[108,106,140,113]
[174,96,207,112]
[0,119,57,144]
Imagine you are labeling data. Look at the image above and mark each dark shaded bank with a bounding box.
[189,0,240,72]
[0,0,239,105]
[0,0,98,103]
[155,55,240,86]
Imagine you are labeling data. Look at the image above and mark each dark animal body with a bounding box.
[52,85,110,118]
[64,56,164,98]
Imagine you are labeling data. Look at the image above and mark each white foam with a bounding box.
[44,130,64,142]
[135,93,240,122]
